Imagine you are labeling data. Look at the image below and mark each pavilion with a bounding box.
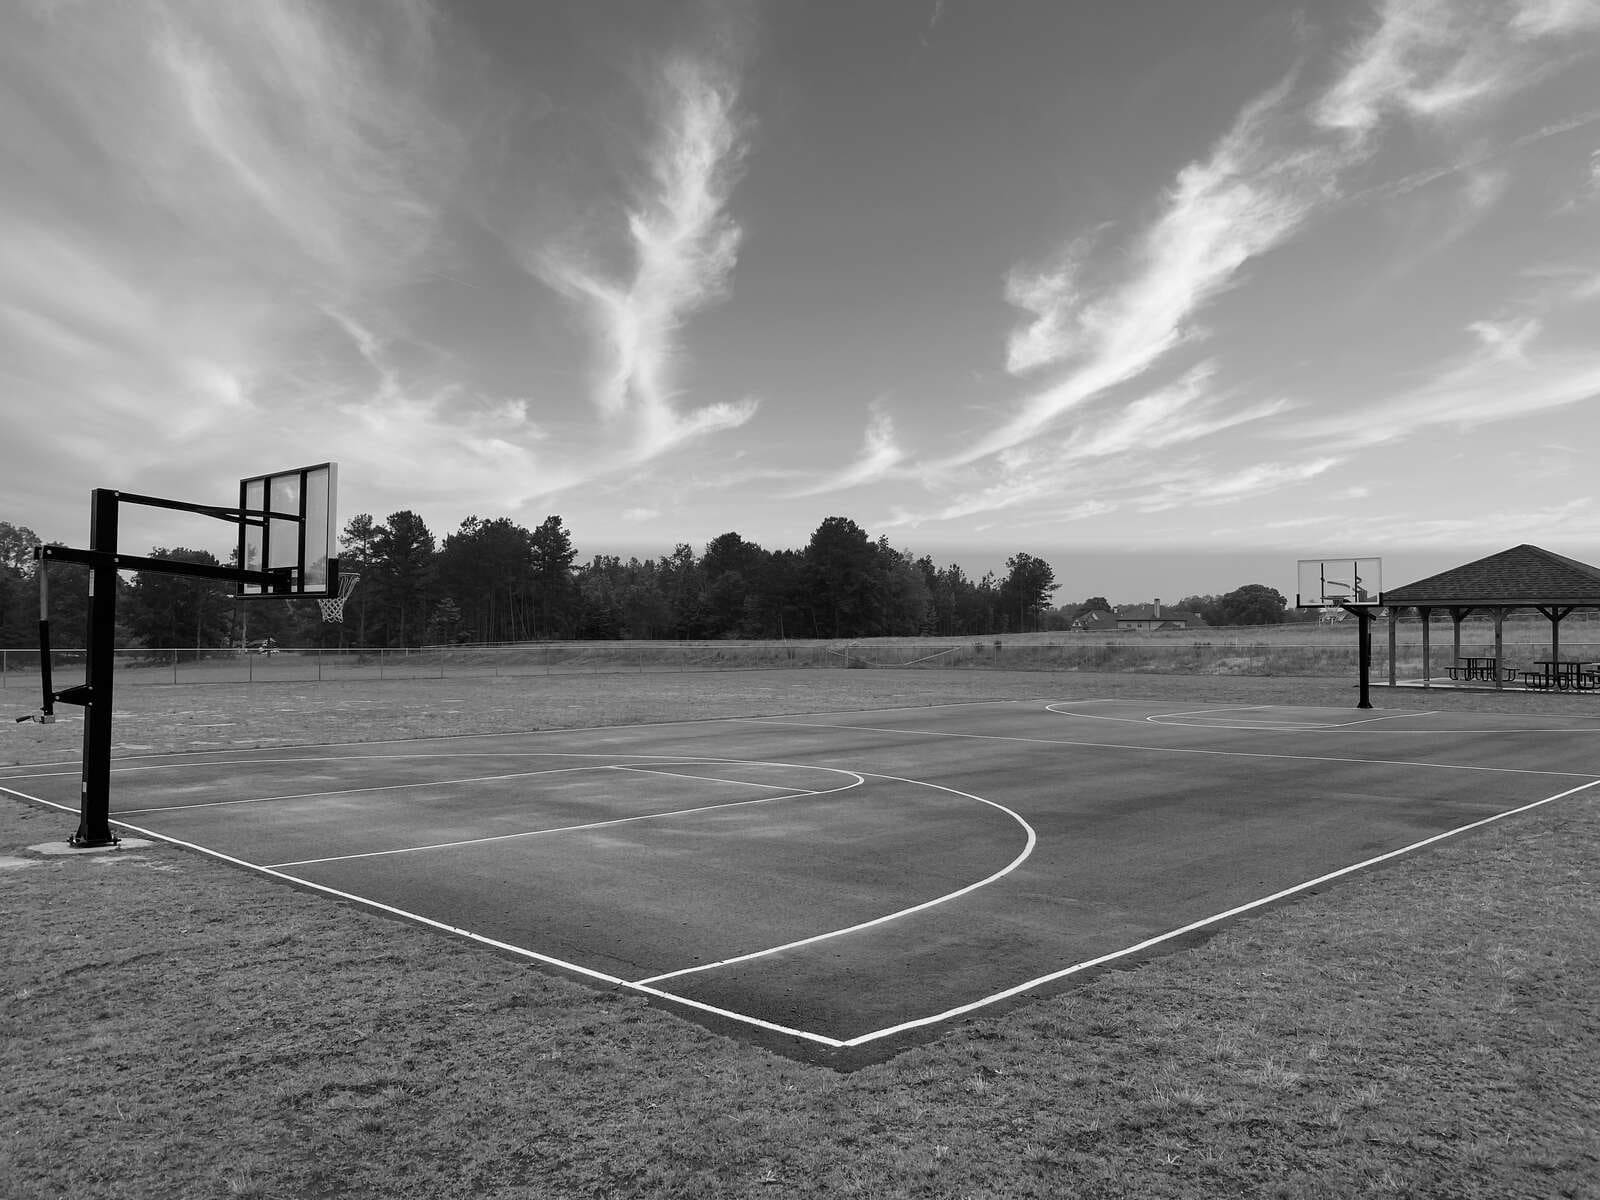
[1382,544,1600,690]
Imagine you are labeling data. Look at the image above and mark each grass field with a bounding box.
[7,612,1600,693]
[4,669,1599,1198]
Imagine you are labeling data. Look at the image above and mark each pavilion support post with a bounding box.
[1483,608,1500,689]
[1420,606,1432,688]
[1537,605,1573,669]
[1449,607,1476,681]
[1387,607,1397,688]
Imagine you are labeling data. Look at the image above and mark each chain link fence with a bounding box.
[6,630,1600,691]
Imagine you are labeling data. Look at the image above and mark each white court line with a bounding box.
[839,775,1600,1047]
[1047,703,1600,736]
[9,767,1598,1051]
[266,773,865,869]
[118,759,812,816]
[120,764,614,815]
[748,715,1598,780]
[1151,705,1270,719]
[1144,706,1431,730]
[633,773,1036,986]
[1333,711,1439,727]
[0,782,847,1049]
[607,765,797,788]
[1145,704,1347,731]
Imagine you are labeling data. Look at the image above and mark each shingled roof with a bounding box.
[1385,544,1600,607]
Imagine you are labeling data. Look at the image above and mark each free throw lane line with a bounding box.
[266,771,866,869]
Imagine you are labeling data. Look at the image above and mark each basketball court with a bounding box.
[6,696,1597,1063]
[14,481,1599,1061]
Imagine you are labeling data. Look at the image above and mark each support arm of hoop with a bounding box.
[100,490,257,525]
[39,545,295,589]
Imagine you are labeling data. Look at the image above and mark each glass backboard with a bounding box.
[1296,557,1382,609]
[238,462,338,597]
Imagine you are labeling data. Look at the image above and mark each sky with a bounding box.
[3,0,1599,604]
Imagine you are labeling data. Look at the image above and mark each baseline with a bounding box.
[266,766,866,869]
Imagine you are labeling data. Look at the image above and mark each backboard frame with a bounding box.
[237,461,339,599]
[1296,556,1383,610]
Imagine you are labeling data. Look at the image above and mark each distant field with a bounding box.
[6,618,1600,694]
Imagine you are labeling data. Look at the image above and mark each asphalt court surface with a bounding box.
[6,698,1599,1060]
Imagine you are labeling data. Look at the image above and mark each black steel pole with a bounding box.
[72,489,120,848]
[1356,609,1373,710]
[37,550,54,720]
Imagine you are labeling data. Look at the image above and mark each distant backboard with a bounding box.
[1297,557,1382,609]
[238,462,339,597]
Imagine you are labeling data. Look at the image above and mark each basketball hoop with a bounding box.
[317,572,360,622]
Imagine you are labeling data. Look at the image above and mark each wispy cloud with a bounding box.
[536,53,758,460]
[1057,362,1295,462]
[0,0,468,506]
[1136,457,1342,513]
[885,364,1299,531]
[905,0,1598,529]
[1258,498,1600,547]
[1290,318,1600,449]
[787,402,905,496]
[1002,232,1099,376]
[1315,0,1596,140]
[152,1,453,279]
[323,309,550,508]
[951,73,1330,467]
[1465,315,1541,363]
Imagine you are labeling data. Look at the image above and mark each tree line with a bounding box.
[326,512,1065,648]
[0,515,1065,650]
[0,513,1303,652]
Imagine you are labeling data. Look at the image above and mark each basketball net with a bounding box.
[318,572,360,623]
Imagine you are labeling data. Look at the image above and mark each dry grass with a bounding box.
[4,669,1600,1198]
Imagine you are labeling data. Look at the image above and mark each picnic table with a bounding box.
[1445,656,1504,682]
[1523,660,1599,691]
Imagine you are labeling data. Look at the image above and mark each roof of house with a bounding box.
[1073,610,1118,629]
[1115,605,1204,625]
[1385,544,1600,607]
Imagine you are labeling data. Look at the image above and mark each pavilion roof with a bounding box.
[1385,544,1600,608]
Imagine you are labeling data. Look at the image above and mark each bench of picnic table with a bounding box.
[1523,663,1600,691]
